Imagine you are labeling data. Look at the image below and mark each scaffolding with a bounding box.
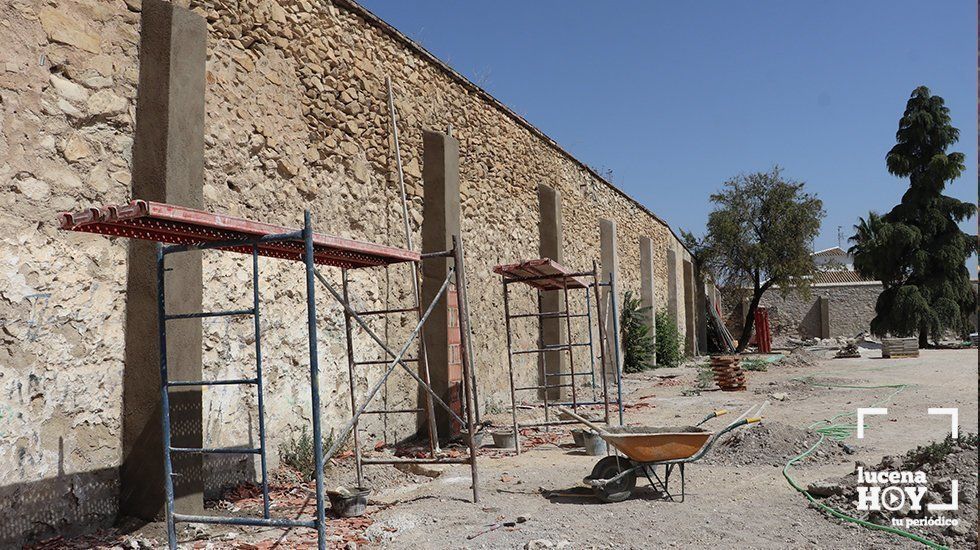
[59,200,480,550]
[493,258,624,454]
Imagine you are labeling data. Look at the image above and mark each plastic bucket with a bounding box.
[571,429,585,447]
[581,431,607,456]
[327,486,371,517]
[491,430,516,449]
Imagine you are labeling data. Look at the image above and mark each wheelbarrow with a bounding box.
[557,406,762,503]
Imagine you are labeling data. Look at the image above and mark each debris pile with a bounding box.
[834,340,861,358]
[705,421,848,467]
[778,348,820,369]
[806,435,978,548]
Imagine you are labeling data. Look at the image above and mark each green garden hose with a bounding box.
[781,380,948,549]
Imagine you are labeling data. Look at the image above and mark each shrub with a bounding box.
[655,310,683,368]
[279,426,340,480]
[620,291,656,373]
[903,431,978,468]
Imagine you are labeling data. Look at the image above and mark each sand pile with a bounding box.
[704,421,848,467]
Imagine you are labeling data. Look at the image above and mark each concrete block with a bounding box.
[682,258,695,356]
[421,129,460,437]
[537,184,564,400]
[639,236,656,365]
[599,219,619,384]
[666,246,678,321]
[121,0,205,520]
[819,296,830,339]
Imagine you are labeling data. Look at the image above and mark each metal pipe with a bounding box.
[173,513,315,529]
[170,447,261,454]
[302,211,327,550]
[363,408,423,415]
[455,235,481,425]
[502,276,521,454]
[252,245,270,519]
[592,261,611,426]
[167,378,257,387]
[354,306,418,316]
[352,357,419,365]
[164,308,254,320]
[537,290,549,429]
[501,270,596,284]
[608,269,624,425]
[361,457,471,465]
[517,419,586,428]
[163,231,303,255]
[561,276,578,412]
[420,249,454,259]
[451,235,480,503]
[340,270,363,487]
[584,285,598,401]
[509,311,587,319]
[156,244,177,550]
[515,383,574,391]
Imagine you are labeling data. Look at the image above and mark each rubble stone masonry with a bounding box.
[0,0,694,543]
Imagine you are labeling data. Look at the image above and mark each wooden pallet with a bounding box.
[882,337,919,358]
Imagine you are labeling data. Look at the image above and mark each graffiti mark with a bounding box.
[25,293,52,342]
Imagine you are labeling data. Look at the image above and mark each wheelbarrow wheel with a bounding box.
[588,456,636,503]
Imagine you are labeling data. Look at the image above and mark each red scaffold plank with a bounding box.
[492,258,589,290]
[58,200,420,269]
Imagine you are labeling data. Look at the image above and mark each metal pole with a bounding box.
[387,76,439,453]
[456,235,481,425]
[156,244,177,550]
[302,211,327,550]
[537,290,549,429]
[252,245,271,519]
[451,235,480,503]
[592,261,611,426]
[584,285,598,401]
[608,270,624,426]
[561,276,578,412]
[502,278,521,454]
[341,270,363,486]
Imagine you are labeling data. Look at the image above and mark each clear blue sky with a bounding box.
[360,0,977,259]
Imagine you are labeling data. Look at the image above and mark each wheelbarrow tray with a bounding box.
[600,426,712,462]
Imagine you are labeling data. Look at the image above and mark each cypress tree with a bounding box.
[849,87,977,345]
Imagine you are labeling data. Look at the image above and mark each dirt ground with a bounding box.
[32,348,979,549]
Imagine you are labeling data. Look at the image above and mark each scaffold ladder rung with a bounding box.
[170,447,261,454]
[165,308,255,320]
[167,378,258,387]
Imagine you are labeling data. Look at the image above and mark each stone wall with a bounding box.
[758,282,883,340]
[0,0,695,544]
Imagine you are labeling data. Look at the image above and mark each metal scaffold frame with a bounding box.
[495,259,624,454]
[58,201,481,550]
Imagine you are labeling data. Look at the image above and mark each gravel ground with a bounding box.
[31,348,979,549]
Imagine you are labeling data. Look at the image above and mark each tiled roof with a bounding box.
[812,246,847,257]
[812,270,873,285]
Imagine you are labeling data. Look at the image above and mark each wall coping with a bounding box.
[335,0,695,258]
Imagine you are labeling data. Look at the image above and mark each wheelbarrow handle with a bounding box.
[557,406,608,435]
[696,409,729,427]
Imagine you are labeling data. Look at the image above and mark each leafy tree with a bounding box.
[654,309,683,368]
[849,87,977,345]
[686,167,825,352]
[620,291,656,372]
